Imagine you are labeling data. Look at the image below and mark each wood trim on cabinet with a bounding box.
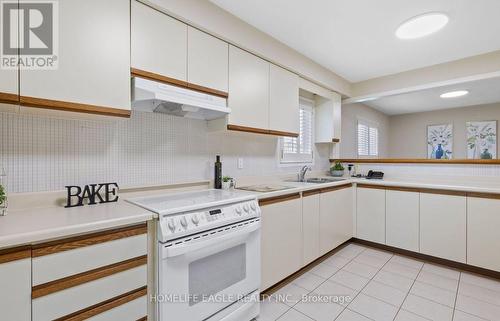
[419,188,467,197]
[136,317,147,321]
[259,193,301,206]
[302,189,321,197]
[352,238,500,280]
[227,124,299,138]
[54,286,147,321]
[331,158,500,165]
[0,91,19,104]
[131,68,229,98]
[467,192,500,200]
[319,183,353,194]
[382,185,421,193]
[32,255,147,299]
[19,96,131,118]
[32,224,147,257]
[267,129,299,138]
[356,183,387,190]
[332,138,340,143]
[0,245,31,264]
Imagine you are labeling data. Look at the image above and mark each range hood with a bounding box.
[132,77,230,120]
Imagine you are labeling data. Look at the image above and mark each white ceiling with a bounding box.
[360,76,500,115]
[210,0,500,82]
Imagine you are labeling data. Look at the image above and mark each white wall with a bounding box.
[389,102,500,158]
[340,103,390,158]
[0,111,331,193]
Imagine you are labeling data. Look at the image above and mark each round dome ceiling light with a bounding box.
[440,90,469,99]
[396,12,449,39]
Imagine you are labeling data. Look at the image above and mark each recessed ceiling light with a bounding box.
[396,12,449,39]
[440,90,469,98]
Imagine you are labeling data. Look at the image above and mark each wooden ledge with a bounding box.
[20,96,131,118]
[54,286,147,321]
[0,91,19,104]
[32,223,147,257]
[227,124,299,138]
[32,255,147,299]
[0,245,31,264]
[131,67,228,98]
[259,193,301,206]
[332,158,500,165]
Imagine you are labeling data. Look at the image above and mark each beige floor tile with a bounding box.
[293,295,344,321]
[403,294,454,321]
[277,308,314,321]
[417,270,459,292]
[342,261,380,279]
[452,310,489,321]
[456,294,500,321]
[336,309,373,321]
[348,293,399,321]
[390,255,424,270]
[257,299,291,321]
[410,281,457,307]
[354,253,391,269]
[381,261,420,279]
[460,273,500,293]
[394,310,430,321]
[422,263,460,280]
[329,270,370,291]
[362,280,408,307]
[373,270,414,292]
[292,272,326,292]
[314,280,358,306]
[272,283,311,307]
[309,262,340,279]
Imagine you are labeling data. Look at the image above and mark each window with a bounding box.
[357,121,379,157]
[281,97,314,163]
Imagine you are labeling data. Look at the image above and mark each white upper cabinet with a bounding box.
[228,45,270,130]
[131,0,187,81]
[187,27,228,93]
[467,196,500,271]
[356,186,386,244]
[269,65,299,135]
[315,92,341,143]
[420,192,466,263]
[386,190,419,252]
[20,0,130,112]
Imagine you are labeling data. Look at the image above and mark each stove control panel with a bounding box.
[159,199,260,240]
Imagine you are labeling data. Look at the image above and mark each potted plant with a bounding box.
[0,184,6,216]
[330,161,345,177]
[222,176,233,190]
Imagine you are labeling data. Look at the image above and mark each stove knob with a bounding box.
[250,202,257,211]
[180,216,188,228]
[191,214,200,225]
[167,219,176,232]
[243,204,250,213]
[235,206,242,215]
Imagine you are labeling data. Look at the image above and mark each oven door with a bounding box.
[158,219,261,321]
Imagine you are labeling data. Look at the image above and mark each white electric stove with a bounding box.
[127,189,261,321]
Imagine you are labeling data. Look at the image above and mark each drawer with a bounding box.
[87,295,147,321]
[32,264,147,321]
[32,224,147,285]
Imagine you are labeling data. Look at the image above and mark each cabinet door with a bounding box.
[269,65,299,135]
[260,197,302,290]
[467,196,500,271]
[228,45,269,130]
[320,186,353,255]
[0,3,18,107]
[21,0,130,111]
[420,193,466,263]
[356,187,385,244]
[187,27,228,93]
[386,190,419,252]
[0,249,31,321]
[132,0,187,81]
[302,193,320,265]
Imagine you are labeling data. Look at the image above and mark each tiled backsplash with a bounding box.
[0,111,330,193]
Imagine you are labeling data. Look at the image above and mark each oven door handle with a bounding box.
[163,222,260,258]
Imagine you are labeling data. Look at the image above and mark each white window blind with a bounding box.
[281,98,314,163]
[358,121,379,157]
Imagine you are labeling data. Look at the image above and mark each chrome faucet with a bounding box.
[298,165,312,182]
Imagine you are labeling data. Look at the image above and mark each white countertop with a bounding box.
[2,175,500,250]
[0,201,154,250]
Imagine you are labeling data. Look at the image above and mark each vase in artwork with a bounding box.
[481,149,493,159]
[435,144,444,159]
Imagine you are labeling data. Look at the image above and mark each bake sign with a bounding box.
[65,183,119,208]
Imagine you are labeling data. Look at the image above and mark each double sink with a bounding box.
[285,177,347,184]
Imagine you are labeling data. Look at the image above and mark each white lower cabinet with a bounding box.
[420,192,466,263]
[0,249,31,321]
[467,196,500,271]
[302,192,320,265]
[356,186,386,244]
[260,195,302,290]
[386,189,419,252]
[320,186,353,255]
